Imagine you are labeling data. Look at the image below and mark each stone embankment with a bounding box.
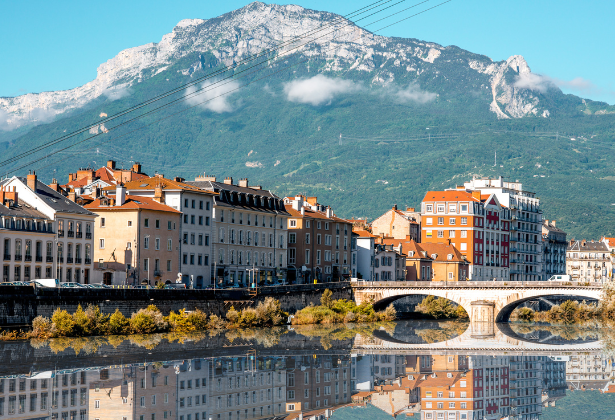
[0,283,352,326]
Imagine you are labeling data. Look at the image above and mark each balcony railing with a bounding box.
[24,255,32,262]
[35,256,43,262]
[154,270,162,277]
[85,233,92,239]
[75,258,82,264]
[76,232,82,239]
[46,256,53,263]
[85,258,92,264]
[58,230,64,237]
[14,254,22,261]
[3,254,10,261]
[67,257,74,264]
[67,231,74,238]
[57,257,64,263]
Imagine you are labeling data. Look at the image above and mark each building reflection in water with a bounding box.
[0,350,612,420]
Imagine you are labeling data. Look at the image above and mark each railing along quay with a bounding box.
[352,280,603,289]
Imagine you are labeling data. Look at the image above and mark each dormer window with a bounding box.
[408,251,414,257]
[447,254,453,260]
[431,254,437,259]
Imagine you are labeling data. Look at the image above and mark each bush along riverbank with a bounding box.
[512,283,615,324]
[291,289,396,325]
[0,297,288,340]
[415,296,468,320]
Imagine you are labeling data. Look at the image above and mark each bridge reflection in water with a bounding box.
[0,321,611,420]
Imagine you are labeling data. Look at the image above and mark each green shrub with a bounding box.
[51,308,76,337]
[381,304,397,321]
[31,316,52,339]
[517,307,535,321]
[109,309,130,335]
[321,289,334,309]
[167,309,196,333]
[186,310,209,330]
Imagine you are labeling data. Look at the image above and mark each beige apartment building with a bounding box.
[371,205,420,241]
[284,196,353,283]
[566,239,612,283]
[86,185,181,285]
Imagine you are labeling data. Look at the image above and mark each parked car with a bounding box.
[133,285,150,289]
[60,282,85,288]
[85,283,111,289]
[31,279,60,288]
[164,283,186,289]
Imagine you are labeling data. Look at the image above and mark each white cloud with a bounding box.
[0,109,14,131]
[513,73,556,93]
[185,79,240,113]
[514,73,599,97]
[283,74,361,106]
[0,107,56,131]
[392,83,437,104]
[102,86,132,101]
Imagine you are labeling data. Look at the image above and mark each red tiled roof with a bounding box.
[85,194,181,213]
[103,176,217,195]
[422,190,480,203]
[354,228,377,238]
[384,239,466,262]
[285,205,349,223]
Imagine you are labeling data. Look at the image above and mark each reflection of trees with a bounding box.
[414,321,468,344]
[510,322,602,342]
[225,327,287,347]
[293,322,396,349]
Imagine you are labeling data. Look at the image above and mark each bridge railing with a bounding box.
[351,280,604,289]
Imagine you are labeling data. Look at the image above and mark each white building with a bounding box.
[566,239,612,283]
[1,173,96,283]
[354,230,376,281]
[462,177,543,282]
[187,176,289,286]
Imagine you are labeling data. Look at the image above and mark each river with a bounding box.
[0,319,613,420]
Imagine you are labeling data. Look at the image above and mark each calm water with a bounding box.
[0,320,613,420]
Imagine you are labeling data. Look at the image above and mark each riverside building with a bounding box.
[421,190,511,281]
[566,239,612,283]
[1,172,96,283]
[188,176,289,286]
[460,177,542,282]
[283,195,353,283]
[541,220,567,281]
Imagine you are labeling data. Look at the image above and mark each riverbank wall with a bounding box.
[0,282,353,326]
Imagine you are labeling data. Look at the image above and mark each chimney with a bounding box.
[552,220,556,227]
[250,185,262,190]
[27,171,37,191]
[326,207,333,218]
[393,204,397,210]
[154,185,164,203]
[300,207,305,216]
[154,173,164,179]
[582,240,587,247]
[173,177,185,183]
[195,174,217,182]
[49,178,59,192]
[472,190,482,200]
[68,191,76,202]
[68,173,76,182]
[107,160,116,169]
[116,183,126,206]
[307,196,318,206]
[407,207,415,212]
[292,195,304,211]
[238,178,249,188]
[223,177,233,185]
[132,162,142,173]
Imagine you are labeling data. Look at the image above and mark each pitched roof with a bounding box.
[422,190,480,203]
[187,180,275,198]
[601,237,615,248]
[0,198,50,220]
[85,195,181,213]
[63,166,149,189]
[105,177,215,195]
[3,177,94,216]
[567,240,609,252]
[354,228,377,238]
[386,238,467,262]
[285,205,350,223]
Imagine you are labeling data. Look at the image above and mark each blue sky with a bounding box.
[1,0,613,104]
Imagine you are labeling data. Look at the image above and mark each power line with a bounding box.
[0,0,408,169]
[5,0,455,176]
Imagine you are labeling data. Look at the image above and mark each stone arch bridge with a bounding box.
[352,281,603,323]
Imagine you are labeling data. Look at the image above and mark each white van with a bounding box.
[32,278,60,288]
[548,275,571,282]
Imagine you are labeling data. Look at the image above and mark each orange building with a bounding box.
[421,190,511,281]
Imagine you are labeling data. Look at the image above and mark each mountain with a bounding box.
[2,2,615,239]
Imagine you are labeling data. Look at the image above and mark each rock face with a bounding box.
[1,2,558,129]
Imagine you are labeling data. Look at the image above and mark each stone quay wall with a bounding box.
[0,282,353,326]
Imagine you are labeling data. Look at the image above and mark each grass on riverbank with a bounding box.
[415,296,468,320]
[291,289,396,325]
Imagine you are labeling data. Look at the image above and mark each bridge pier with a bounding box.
[469,300,495,338]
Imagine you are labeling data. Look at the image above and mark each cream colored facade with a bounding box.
[371,205,420,241]
[87,193,181,285]
[566,239,612,283]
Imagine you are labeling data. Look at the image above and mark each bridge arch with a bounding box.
[495,293,601,323]
[352,282,603,324]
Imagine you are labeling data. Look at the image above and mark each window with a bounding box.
[155,238,160,250]
[305,233,310,244]
[305,249,310,264]
[168,221,172,229]
[449,217,456,225]
[449,230,455,238]
[460,230,467,238]
[155,219,160,229]
[425,217,433,225]
[461,204,468,212]
[144,218,149,228]
[426,204,433,212]
[100,218,105,228]
[461,217,468,225]
[144,236,149,249]
[437,217,444,225]
[168,239,172,251]
[289,233,296,244]
[289,220,297,228]
[437,204,445,213]
[99,239,105,249]
[127,220,132,227]
[460,243,467,251]
[437,230,444,238]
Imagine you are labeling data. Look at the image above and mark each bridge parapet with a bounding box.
[352,280,604,289]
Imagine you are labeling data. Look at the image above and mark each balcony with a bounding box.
[154,270,162,277]
[35,256,43,262]
[14,254,22,261]
[75,258,82,264]
[67,231,74,238]
[25,255,32,262]
[85,258,91,264]
[85,233,92,239]
[46,256,53,263]
[67,257,74,264]
[58,229,64,237]
[76,232,82,239]
[3,254,10,261]
[57,257,64,263]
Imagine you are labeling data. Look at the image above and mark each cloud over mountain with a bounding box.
[185,79,240,113]
[283,75,361,106]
